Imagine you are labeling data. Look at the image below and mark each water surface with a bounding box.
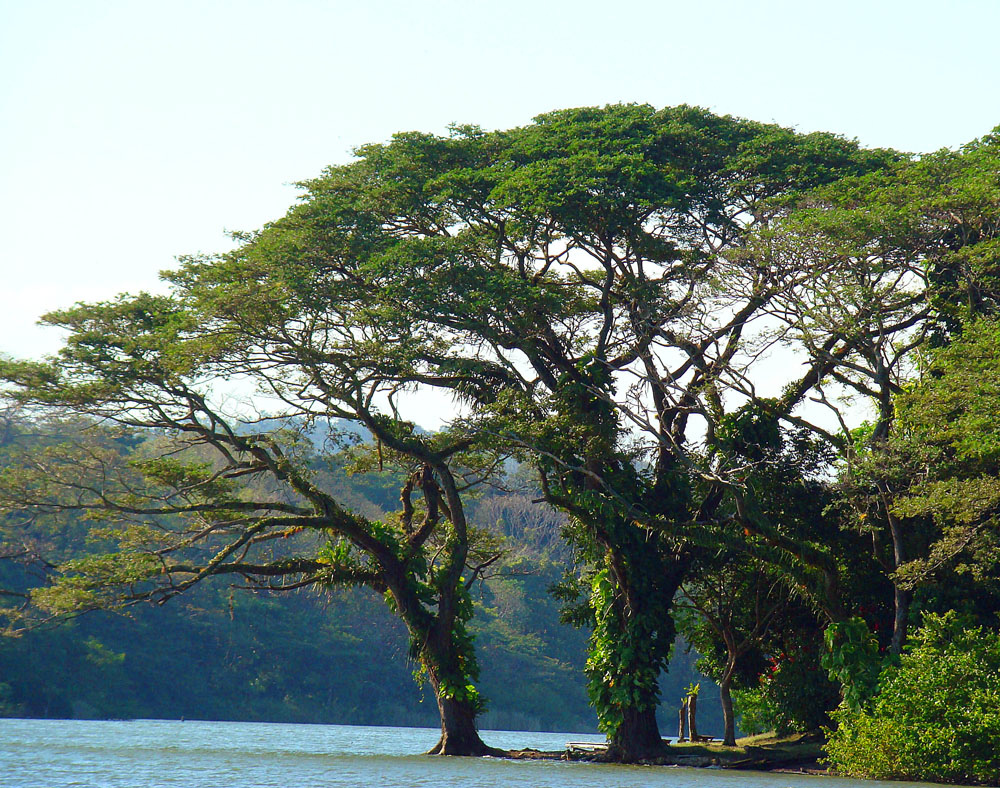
[0,718,944,788]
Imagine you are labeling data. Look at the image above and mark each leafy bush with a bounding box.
[730,652,838,736]
[761,654,839,734]
[821,617,881,711]
[731,686,779,736]
[826,613,1000,784]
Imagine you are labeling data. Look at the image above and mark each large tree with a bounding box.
[0,275,505,754]
[252,104,896,758]
[750,129,1000,654]
[5,104,942,760]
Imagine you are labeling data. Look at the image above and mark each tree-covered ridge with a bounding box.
[1,105,999,779]
[0,548,602,733]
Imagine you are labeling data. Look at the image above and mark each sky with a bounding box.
[2,0,999,424]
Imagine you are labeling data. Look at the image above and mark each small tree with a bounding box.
[678,556,789,745]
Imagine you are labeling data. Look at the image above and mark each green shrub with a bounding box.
[731,685,780,736]
[731,655,838,736]
[825,612,1000,784]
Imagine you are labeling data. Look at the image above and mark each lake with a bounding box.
[0,718,945,788]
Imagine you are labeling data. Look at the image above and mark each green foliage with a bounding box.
[720,599,841,736]
[731,686,779,736]
[826,613,1000,784]
[584,567,672,738]
[890,321,1000,589]
[821,617,882,711]
[716,402,781,462]
[756,651,839,734]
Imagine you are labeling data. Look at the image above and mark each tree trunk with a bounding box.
[720,679,736,746]
[678,698,688,742]
[589,537,684,762]
[392,576,500,756]
[890,586,912,656]
[608,706,667,762]
[416,629,502,756]
[687,692,698,740]
[879,460,911,655]
[426,695,499,756]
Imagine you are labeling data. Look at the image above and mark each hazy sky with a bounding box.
[3,0,999,377]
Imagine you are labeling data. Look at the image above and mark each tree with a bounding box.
[750,129,1000,655]
[258,104,895,759]
[0,276,505,755]
[889,320,1000,595]
[744,172,930,646]
[678,554,788,746]
[0,414,600,731]
[677,416,853,744]
[1,104,910,760]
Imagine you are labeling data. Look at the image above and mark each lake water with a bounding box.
[0,718,944,788]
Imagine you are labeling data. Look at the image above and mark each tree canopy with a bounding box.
[2,105,999,772]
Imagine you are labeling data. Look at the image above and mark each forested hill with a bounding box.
[0,420,719,734]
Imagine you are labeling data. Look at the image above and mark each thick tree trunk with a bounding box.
[390,572,499,756]
[425,695,499,756]
[608,706,667,762]
[594,543,684,762]
[720,679,736,746]
[418,616,502,757]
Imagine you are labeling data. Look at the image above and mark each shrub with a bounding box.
[825,613,1000,784]
[731,686,779,736]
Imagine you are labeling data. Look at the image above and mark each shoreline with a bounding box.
[505,732,826,774]
[506,749,826,773]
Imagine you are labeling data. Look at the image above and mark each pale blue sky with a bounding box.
[3,0,999,368]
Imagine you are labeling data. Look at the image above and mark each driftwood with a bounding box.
[565,741,608,754]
